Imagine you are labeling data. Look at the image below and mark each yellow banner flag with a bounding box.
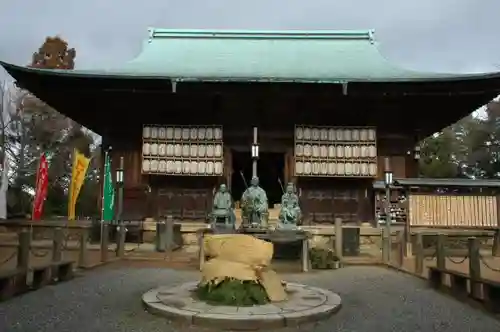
[68,149,90,220]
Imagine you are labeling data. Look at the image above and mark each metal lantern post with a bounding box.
[383,157,394,263]
[115,157,125,223]
[251,127,259,178]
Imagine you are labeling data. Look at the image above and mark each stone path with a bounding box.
[0,266,499,331]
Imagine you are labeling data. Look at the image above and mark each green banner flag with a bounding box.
[102,152,115,221]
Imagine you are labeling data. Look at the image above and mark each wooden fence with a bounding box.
[0,224,125,301]
[409,194,498,228]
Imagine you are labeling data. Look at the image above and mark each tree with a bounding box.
[8,35,99,218]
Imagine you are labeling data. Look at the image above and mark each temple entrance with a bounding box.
[230,151,285,207]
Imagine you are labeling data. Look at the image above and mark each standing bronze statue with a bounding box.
[241,176,268,227]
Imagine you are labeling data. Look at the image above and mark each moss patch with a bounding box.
[196,278,270,306]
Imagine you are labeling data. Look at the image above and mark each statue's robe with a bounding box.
[212,192,235,224]
[241,186,268,224]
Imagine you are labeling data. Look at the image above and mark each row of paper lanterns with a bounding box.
[295,144,377,158]
[142,159,223,175]
[143,126,223,141]
[142,143,223,158]
[295,162,377,176]
[296,127,376,142]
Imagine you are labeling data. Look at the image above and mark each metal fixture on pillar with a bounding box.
[414,146,421,160]
[251,127,259,178]
[383,157,394,262]
[115,157,124,224]
[115,157,125,255]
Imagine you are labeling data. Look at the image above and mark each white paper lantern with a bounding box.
[150,143,158,155]
[361,163,369,175]
[150,160,159,172]
[190,161,198,174]
[303,127,311,140]
[336,162,345,175]
[198,145,206,157]
[345,163,353,175]
[336,130,343,141]
[142,126,151,138]
[327,162,336,175]
[336,145,344,158]
[304,162,312,174]
[344,146,352,158]
[142,159,150,172]
[214,127,223,140]
[320,145,328,158]
[352,163,360,176]
[214,161,223,174]
[304,144,311,157]
[369,163,377,176]
[312,162,320,174]
[174,161,182,174]
[190,145,198,157]
[199,161,206,174]
[158,127,166,139]
[368,145,377,158]
[174,144,182,156]
[296,127,304,140]
[190,128,198,140]
[174,128,182,140]
[320,129,328,141]
[295,144,303,157]
[214,144,222,157]
[343,129,351,141]
[295,162,304,174]
[320,162,328,175]
[360,146,368,158]
[142,143,150,155]
[206,127,214,140]
[206,145,214,158]
[360,129,368,141]
[166,127,174,139]
[198,128,206,140]
[328,145,336,158]
[368,129,376,141]
[352,129,360,141]
[166,160,174,173]
[159,160,167,173]
[158,144,166,156]
[312,128,320,141]
[312,145,319,158]
[166,144,174,157]
[182,144,190,157]
[151,127,158,139]
[328,129,336,141]
[181,128,189,140]
[206,162,214,175]
[352,146,360,158]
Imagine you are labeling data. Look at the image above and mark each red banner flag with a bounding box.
[32,153,49,221]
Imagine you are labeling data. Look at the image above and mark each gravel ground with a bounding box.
[0,266,499,332]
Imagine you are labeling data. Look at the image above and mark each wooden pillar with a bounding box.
[468,237,481,299]
[414,233,424,275]
[493,195,500,256]
[436,234,446,270]
[335,218,343,260]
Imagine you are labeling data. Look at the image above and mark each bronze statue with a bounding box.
[278,182,301,229]
[241,176,268,227]
[211,184,235,229]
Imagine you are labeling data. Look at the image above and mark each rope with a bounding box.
[446,256,468,264]
[479,254,500,273]
[30,248,50,258]
[0,250,17,266]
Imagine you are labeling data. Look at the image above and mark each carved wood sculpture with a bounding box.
[30,36,76,69]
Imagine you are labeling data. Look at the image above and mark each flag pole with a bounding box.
[31,153,43,221]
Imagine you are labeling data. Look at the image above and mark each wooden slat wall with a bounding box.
[409,194,498,228]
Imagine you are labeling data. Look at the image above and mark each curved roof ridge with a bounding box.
[147,27,376,41]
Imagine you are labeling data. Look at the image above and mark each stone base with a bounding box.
[142,281,341,330]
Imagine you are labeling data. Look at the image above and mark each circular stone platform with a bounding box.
[142,281,342,329]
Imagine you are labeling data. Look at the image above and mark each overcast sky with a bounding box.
[0,0,499,76]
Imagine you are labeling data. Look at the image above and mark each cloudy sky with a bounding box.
[0,0,499,76]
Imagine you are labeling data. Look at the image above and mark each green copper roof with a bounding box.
[2,28,500,83]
